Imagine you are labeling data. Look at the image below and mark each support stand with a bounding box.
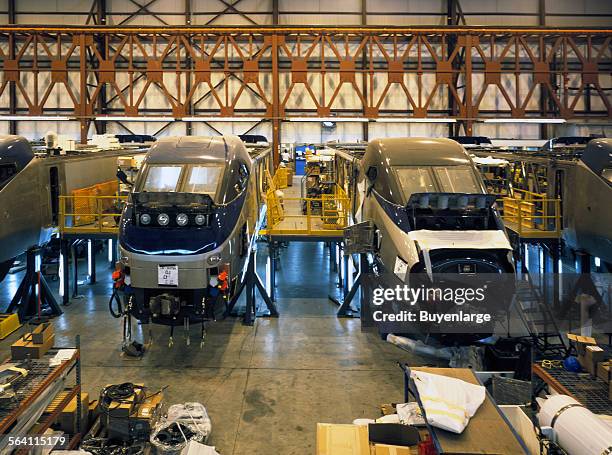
[330,253,368,317]
[226,247,279,326]
[7,247,63,321]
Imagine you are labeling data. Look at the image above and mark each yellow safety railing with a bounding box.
[272,167,290,189]
[59,194,127,234]
[264,184,350,236]
[498,189,561,238]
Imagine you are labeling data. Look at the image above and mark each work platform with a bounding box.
[498,189,562,240]
[262,171,349,241]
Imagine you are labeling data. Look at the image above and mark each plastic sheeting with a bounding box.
[410,370,486,434]
[151,403,212,455]
[537,395,612,455]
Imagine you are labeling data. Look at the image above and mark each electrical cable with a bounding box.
[108,289,123,318]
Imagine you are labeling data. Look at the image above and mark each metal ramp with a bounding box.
[514,271,569,358]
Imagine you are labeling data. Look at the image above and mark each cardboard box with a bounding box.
[373,444,414,455]
[584,345,605,376]
[597,361,611,383]
[316,423,370,455]
[567,333,596,356]
[31,322,54,344]
[105,386,161,442]
[89,399,100,425]
[11,333,55,360]
[135,392,163,420]
[59,393,90,434]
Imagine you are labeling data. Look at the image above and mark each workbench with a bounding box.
[0,340,82,453]
[402,366,529,454]
[532,361,612,415]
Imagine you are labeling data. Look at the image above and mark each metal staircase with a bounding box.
[514,271,569,358]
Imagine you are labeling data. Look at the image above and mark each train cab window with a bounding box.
[184,165,222,195]
[0,163,17,187]
[433,166,480,193]
[142,165,183,192]
[395,167,436,199]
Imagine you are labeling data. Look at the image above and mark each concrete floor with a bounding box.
[0,241,433,454]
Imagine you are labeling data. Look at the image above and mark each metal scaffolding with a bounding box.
[0,24,610,159]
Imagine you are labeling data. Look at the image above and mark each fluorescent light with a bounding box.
[375,118,457,123]
[483,118,566,124]
[100,116,176,122]
[58,251,64,297]
[182,116,263,122]
[87,240,93,278]
[288,117,369,123]
[108,239,113,263]
[0,115,72,121]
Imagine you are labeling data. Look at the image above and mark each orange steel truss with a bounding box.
[0,26,610,155]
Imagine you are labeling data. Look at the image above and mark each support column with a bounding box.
[95,0,107,135]
[272,0,279,25]
[61,238,70,305]
[271,33,280,168]
[552,242,560,309]
[185,0,193,136]
[72,242,80,298]
[8,0,16,135]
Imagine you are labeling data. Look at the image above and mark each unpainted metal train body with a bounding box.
[470,138,612,266]
[0,135,138,281]
[118,135,271,325]
[334,138,516,277]
[560,138,612,265]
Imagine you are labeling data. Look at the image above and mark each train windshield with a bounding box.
[184,165,222,195]
[433,166,480,193]
[395,167,436,198]
[395,165,481,201]
[142,165,183,192]
[140,164,223,196]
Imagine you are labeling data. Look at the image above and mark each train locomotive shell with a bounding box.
[561,138,612,264]
[118,135,270,325]
[338,138,515,277]
[0,135,141,282]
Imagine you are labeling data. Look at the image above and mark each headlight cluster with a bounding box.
[139,212,209,227]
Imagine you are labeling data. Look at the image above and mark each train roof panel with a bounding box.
[145,135,249,165]
[365,137,471,166]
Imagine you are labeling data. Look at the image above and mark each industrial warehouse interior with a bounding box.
[0,1,611,454]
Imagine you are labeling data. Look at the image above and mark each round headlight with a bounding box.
[157,213,170,226]
[207,254,221,266]
[194,214,206,226]
[176,213,188,227]
[140,213,151,225]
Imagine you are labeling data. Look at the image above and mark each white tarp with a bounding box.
[410,370,486,434]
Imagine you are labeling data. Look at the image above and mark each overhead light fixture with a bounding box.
[288,117,369,123]
[182,116,263,122]
[375,118,457,123]
[99,116,176,122]
[0,115,72,121]
[483,118,566,124]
